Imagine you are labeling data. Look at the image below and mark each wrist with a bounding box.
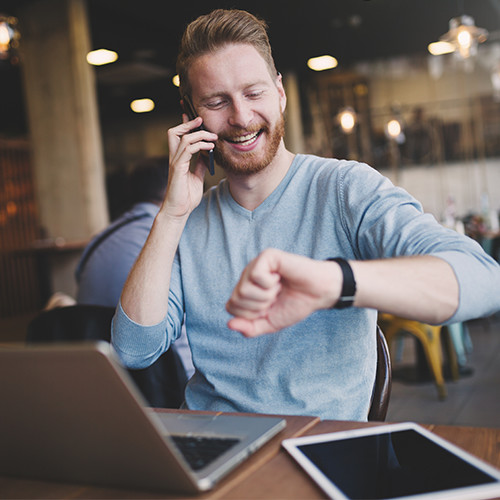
[156,204,191,225]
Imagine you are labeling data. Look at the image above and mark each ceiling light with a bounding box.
[172,74,180,87]
[435,15,488,59]
[386,119,402,138]
[130,98,155,113]
[337,107,356,133]
[307,55,338,72]
[0,14,20,63]
[427,41,455,56]
[86,49,118,66]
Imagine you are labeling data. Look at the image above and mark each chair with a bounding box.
[379,313,459,400]
[368,325,392,421]
[26,304,188,409]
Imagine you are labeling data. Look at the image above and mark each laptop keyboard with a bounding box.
[171,435,241,471]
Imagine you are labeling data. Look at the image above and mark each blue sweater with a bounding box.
[112,155,500,420]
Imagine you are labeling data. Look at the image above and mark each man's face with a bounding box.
[187,43,286,175]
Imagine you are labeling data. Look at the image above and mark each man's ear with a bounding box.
[276,72,287,113]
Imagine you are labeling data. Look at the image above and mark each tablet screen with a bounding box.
[283,423,500,499]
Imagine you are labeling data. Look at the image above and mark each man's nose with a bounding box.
[228,99,253,128]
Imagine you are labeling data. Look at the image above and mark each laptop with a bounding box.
[0,341,286,494]
[282,422,500,500]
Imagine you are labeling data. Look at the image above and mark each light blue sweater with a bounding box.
[112,155,500,420]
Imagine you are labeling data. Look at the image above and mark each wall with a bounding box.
[379,158,500,223]
[357,45,499,128]
[349,46,500,223]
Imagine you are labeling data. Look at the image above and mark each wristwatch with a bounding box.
[328,257,357,309]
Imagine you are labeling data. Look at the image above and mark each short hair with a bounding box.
[127,157,169,205]
[176,9,277,97]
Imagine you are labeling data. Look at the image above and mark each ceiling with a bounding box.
[2,0,500,130]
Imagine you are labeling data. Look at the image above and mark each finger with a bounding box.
[179,129,217,149]
[227,282,281,316]
[247,260,281,290]
[181,114,202,130]
[170,135,216,173]
[236,278,281,302]
[227,317,277,337]
[168,119,217,153]
[167,118,201,149]
[179,115,218,144]
[225,293,271,317]
[226,301,267,320]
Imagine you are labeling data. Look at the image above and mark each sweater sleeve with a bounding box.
[111,252,185,369]
[338,162,500,322]
[432,248,500,323]
[111,301,169,368]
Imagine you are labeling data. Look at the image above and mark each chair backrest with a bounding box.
[26,305,188,409]
[368,325,392,421]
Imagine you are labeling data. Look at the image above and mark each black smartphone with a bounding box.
[182,95,215,175]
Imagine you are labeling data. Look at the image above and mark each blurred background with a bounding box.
[1,0,500,308]
[0,1,499,427]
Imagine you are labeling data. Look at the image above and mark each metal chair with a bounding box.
[368,325,392,421]
[26,304,188,409]
[379,313,459,400]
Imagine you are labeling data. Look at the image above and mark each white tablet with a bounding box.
[282,422,500,500]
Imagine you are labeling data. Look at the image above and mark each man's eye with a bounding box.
[205,100,226,110]
[247,91,264,99]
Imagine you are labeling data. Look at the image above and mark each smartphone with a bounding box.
[182,95,215,175]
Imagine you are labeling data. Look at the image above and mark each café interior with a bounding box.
[0,0,500,496]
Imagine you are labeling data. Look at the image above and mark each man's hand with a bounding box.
[226,248,461,337]
[165,116,218,219]
[226,249,342,337]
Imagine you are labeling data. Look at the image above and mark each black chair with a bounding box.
[26,304,188,409]
[367,325,392,421]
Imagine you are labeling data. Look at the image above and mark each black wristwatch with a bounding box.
[328,257,357,309]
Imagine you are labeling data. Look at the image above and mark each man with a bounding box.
[76,158,194,378]
[112,9,500,420]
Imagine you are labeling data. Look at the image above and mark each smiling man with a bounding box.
[112,9,500,420]
[191,44,286,177]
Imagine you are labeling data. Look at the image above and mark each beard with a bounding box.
[213,113,285,176]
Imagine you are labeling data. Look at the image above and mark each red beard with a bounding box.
[214,113,285,176]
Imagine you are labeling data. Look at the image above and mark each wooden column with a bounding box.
[18,0,108,297]
[283,72,306,154]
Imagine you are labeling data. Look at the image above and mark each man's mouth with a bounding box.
[227,130,263,147]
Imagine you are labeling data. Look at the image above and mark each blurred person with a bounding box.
[112,10,500,420]
[76,157,194,378]
[405,106,433,164]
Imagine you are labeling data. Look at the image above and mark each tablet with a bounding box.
[282,422,500,500]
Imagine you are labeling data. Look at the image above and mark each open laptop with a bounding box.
[0,341,286,494]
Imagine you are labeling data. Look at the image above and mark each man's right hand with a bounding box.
[226,249,342,337]
[164,116,218,220]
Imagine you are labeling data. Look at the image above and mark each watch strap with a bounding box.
[328,257,356,309]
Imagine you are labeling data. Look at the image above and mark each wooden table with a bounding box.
[222,420,500,499]
[1,411,499,499]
